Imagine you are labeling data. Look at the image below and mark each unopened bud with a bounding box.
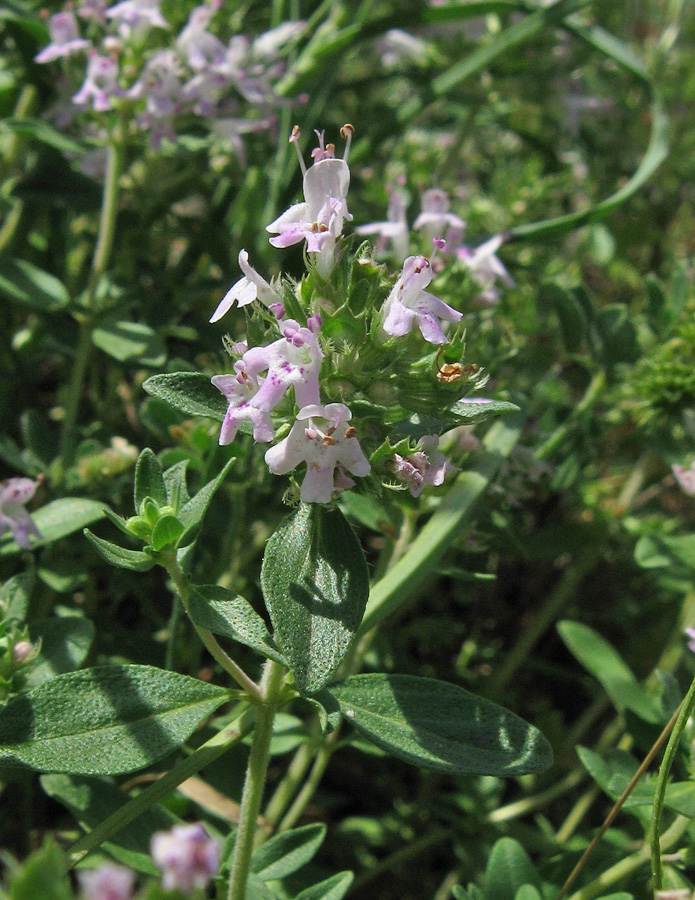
[12,641,35,665]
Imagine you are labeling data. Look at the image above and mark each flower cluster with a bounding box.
[357,186,514,304]
[35,0,302,150]
[210,125,496,503]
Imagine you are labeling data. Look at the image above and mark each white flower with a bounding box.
[356,187,410,262]
[267,125,354,277]
[210,250,280,322]
[265,403,370,502]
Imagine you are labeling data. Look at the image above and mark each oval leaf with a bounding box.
[0,665,229,774]
[26,616,95,687]
[134,448,167,511]
[92,321,166,367]
[84,530,155,572]
[329,674,553,776]
[557,621,661,723]
[294,872,354,900]
[251,823,326,881]
[0,499,107,556]
[143,372,227,421]
[260,505,369,694]
[187,585,286,665]
[151,516,185,552]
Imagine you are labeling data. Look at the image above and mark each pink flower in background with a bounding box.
[685,627,695,653]
[673,462,695,496]
[382,241,462,344]
[73,54,124,111]
[105,0,169,37]
[77,0,109,24]
[151,823,220,895]
[265,403,371,502]
[210,250,280,322]
[78,864,135,900]
[393,435,459,497]
[35,12,91,63]
[457,234,514,304]
[0,478,41,549]
[356,186,410,262]
[413,189,466,243]
[176,6,226,70]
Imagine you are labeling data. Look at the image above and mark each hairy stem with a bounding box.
[227,660,286,900]
[165,558,262,701]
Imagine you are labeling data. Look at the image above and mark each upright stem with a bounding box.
[59,125,125,467]
[228,660,286,900]
[164,557,262,702]
[649,673,695,891]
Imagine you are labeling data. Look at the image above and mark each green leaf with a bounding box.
[634,535,671,569]
[483,838,541,900]
[538,282,587,353]
[134,448,167,511]
[329,674,553,776]
[515,888,542,900]
[294,872,354,900]
[0,499,107,556]
[143,372,227,421]
[576,747,646,808]
[0,572,34,622]
[0,664,229,775]
[660,535,695,570]
[6,841,72,900]
[361,418,520,634]
[251,824,326,881]
[84,530,156,572]
[26,616,95,687]
[187,585,286,665]
[177,458,234,548]
[0,118,83,155]
[41,774,177,875]
[92,321,166,367]
[261,504,369,694]
[595,305,640,365]
[390,400,520,441]
[163,460,190,510]
[150,516,185,552]
[0,259,70,312]
[557,621,661,723]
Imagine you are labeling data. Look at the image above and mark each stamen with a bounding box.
[340,123,354,162]
[289,124,306,177]
[322,435,337,446]
[345,426,357,439]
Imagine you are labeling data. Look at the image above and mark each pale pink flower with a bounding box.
[151,823,220,896]
[73,54,124,111]
[673,462,695,496]
[382,243,462,344]
[267,125,354,277]
[35,12,91,63]
[393,435,459,498]
[457,234,514,304]
[211,370,274,445]
[0,478,41,549]
[413,189,466,242]
[210,250,280,322]
[356,187,410,262]
[106,0,169,37]
[176,6,226,71]
[77,864,135,900]
[265,403,371,502]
